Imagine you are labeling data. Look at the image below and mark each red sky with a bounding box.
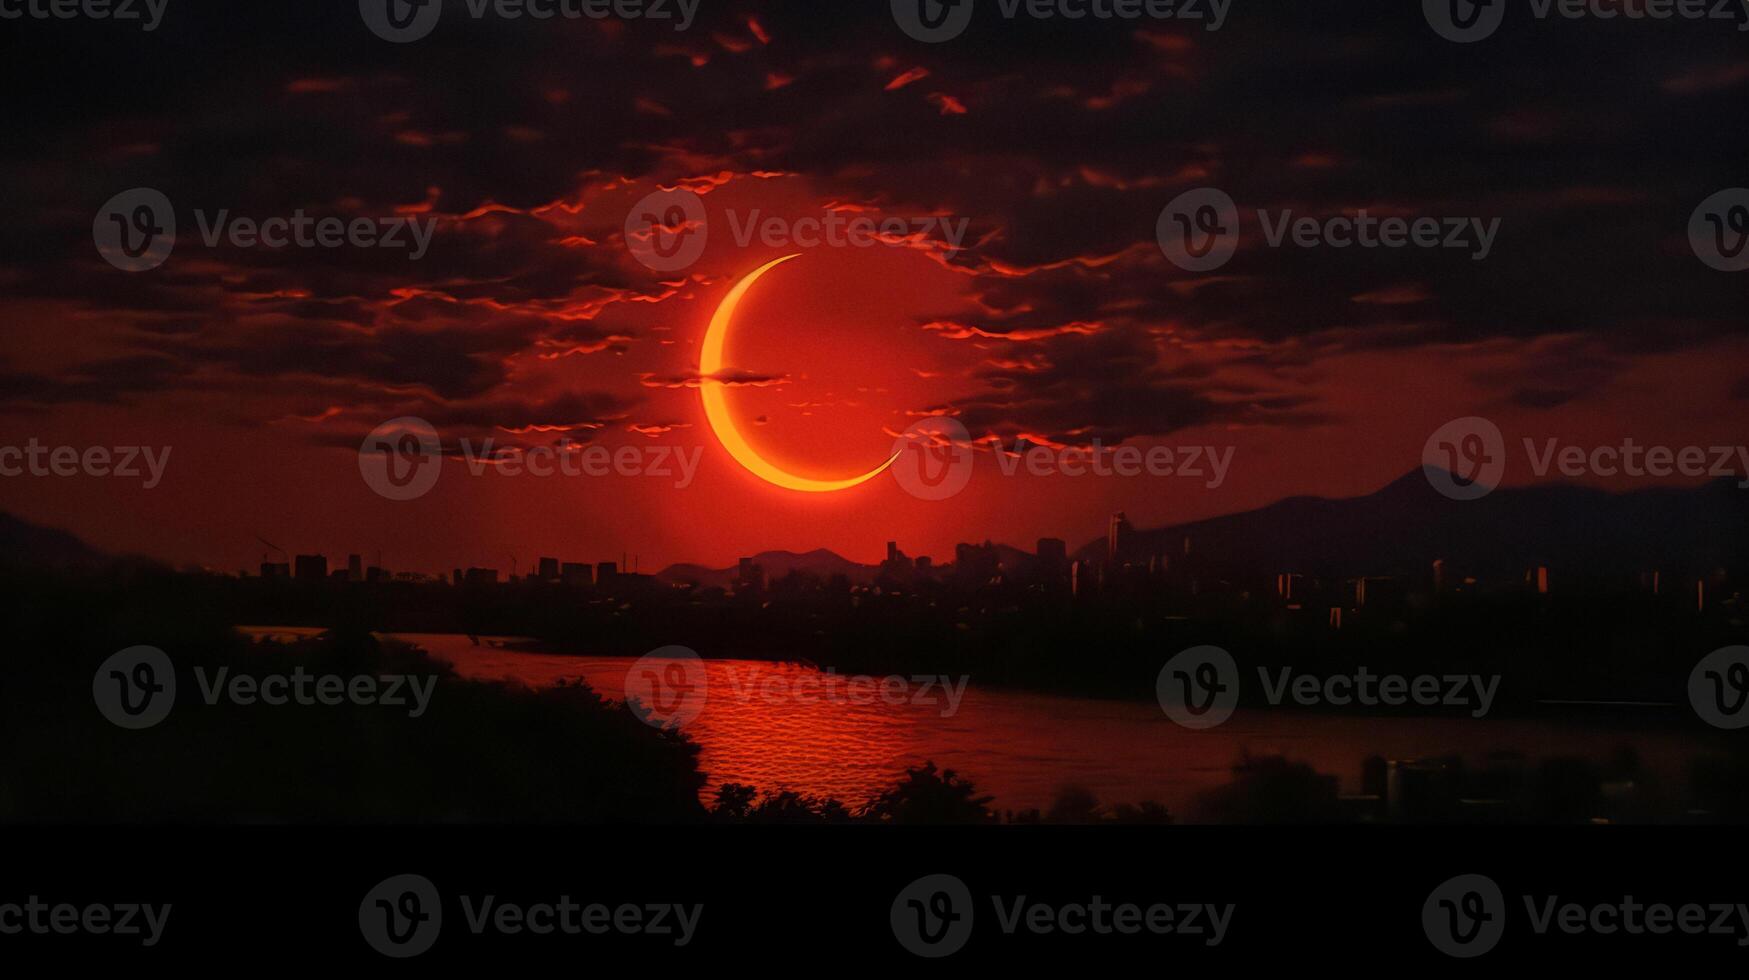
[1,4,1744,575]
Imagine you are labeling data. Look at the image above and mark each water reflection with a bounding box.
[391,633,1722,815]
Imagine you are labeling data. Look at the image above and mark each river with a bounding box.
[381,632,1725,817]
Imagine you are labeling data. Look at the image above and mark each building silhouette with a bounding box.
[954,542,1001,586]
[1037,537,1067,566]
[1107,512,1134,565]
[737,557,766,595]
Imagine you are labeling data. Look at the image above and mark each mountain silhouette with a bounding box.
[11,468,1744,585]
[1079,470,1749,580]
[658,548,875,588]
[0,511,110,568]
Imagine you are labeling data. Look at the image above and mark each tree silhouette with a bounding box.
[862,762,995,825]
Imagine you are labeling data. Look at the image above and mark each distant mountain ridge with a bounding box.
[1077,470,1749,579]
[657,548,876,588]
[0,511,109,568]
[658,472,1749,587]
[7,468,1743,584]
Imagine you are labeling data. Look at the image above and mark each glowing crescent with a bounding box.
[700,254,899,493]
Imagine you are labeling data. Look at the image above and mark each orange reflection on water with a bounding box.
[408,635,1723,816]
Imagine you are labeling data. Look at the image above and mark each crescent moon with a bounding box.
[700,254,899,493]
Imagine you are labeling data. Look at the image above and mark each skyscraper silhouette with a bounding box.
[1107,512,1134,566]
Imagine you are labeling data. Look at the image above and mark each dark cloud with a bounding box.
[0,354,197,408]
[927,329,1325,447]
[0,0,1741,443]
